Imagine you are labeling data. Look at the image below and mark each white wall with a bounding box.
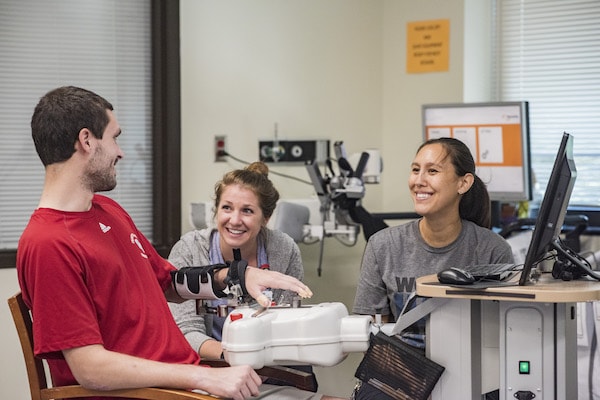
[179,0,486,228]
[380,0,466,213]
[179,0,385,216]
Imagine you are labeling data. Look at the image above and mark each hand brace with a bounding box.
[223,248,249,298]
[170,264,228,300]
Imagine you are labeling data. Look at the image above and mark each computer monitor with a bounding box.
[519,132,576,285]
[422,102,532,203]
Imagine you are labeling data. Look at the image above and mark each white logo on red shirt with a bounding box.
[99,222,111,233]
[130,233,149,259]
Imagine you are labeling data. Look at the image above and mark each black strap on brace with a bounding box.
[170,264,228,299]
[225,248,249,296]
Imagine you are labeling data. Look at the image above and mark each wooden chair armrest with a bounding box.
[40,385,214,400]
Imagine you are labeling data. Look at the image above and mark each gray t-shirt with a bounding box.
[353,219,514,322]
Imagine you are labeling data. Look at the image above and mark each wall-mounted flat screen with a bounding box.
[422,102,532,202]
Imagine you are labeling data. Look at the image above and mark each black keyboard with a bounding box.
[460,263,518,281]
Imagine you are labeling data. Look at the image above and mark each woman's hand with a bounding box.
[244,267,313,307]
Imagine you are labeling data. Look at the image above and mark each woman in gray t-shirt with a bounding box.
[353,137,514,339]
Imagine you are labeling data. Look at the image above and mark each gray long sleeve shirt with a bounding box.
[168,228,303,352]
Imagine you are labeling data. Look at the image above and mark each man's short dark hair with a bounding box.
[31,86,114,166]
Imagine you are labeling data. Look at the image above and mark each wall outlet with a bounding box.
[215,135,227,162]
[258,140,329,163]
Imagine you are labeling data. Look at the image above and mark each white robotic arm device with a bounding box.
[221,302,373,369]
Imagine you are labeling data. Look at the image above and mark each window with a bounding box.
[0,0,181,267]
[492,0,600,208]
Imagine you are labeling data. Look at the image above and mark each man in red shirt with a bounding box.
[17,86,339,400]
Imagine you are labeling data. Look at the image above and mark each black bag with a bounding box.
[353,332,445,400]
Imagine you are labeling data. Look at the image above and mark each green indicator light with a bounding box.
[519,361,530,374]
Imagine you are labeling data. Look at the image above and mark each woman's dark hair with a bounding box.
[31,86,113,166]
[214,161,280,221]
[417,137,491,228]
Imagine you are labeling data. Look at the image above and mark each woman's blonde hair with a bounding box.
[213,161,280,220]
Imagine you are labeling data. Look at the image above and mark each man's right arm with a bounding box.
[63,344,261,400]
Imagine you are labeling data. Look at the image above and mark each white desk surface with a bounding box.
[417,273,600,303]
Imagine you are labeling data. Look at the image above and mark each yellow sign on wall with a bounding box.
[406,19,449,73]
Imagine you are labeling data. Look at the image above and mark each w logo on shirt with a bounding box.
[395,276,416,293]
[99,222,111,233]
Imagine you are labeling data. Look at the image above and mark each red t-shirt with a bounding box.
[17,195,200,389]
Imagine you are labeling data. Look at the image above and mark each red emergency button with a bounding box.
[230,313,243,321]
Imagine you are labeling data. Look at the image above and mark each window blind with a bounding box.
[492,0,600,206]
[0,0,152,250]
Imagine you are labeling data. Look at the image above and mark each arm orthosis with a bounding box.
[170,258,249,300]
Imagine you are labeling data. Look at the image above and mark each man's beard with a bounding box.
[83,148,118,192]
[85,168,117,192]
